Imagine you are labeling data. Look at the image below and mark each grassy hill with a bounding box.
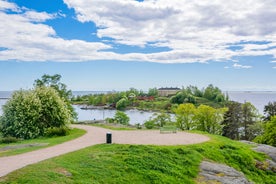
[0,133,275,184]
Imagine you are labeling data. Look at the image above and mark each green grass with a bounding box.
[1,132,275,184]
[0,128,86,157]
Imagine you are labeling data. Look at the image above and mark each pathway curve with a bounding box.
[0,124,209,177]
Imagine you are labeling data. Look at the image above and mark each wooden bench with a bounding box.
[160,126,177,134]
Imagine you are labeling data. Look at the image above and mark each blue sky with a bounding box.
[0,0,276,91]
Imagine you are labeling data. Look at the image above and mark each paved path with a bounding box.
[0,125,209,177]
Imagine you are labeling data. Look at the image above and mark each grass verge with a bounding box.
[0,132,275,183]
[0,128,86,157]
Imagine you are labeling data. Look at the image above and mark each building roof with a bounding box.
[158,87,181,90]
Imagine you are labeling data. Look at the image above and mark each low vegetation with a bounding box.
[71,84,229,111]
[0,128,85,157]
[0,133,275,183]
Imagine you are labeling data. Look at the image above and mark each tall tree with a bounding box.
[174,103,196,130]
[241,102,259,140]
[34,74,77,119]
[222,102,242,140]
[195,105,227,134]
[254,116,276,146]
[263,101,276,121]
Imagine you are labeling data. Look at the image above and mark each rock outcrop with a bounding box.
[197,161,253,184]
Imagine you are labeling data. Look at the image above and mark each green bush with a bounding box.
[0,136,19,144]
[144,120,155,129]
[0,87,72,139]
[45,127,70,137]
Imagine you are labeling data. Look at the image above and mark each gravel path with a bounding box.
[0,124,209,177]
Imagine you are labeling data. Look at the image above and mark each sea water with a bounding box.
[1,91,276,123]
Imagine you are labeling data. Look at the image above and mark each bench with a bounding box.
[160,126,177,134]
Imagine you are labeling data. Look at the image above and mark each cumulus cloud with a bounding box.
[233,63,252,69]
[0,0,112,62]
[0,0,276,63]
[63,0,276,63]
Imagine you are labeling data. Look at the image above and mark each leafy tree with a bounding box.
[34,74,77,119]
[148,88,158,97]
[151,111,171,127]
[174,103,196,130]
[263,101,276,121]
[0,87,72,139]
[116,97,129,110]
[241,102,259,140]
[114,111,130,125]
[195,105,227,134]
[222,102,242,140]
[254,116,276,146]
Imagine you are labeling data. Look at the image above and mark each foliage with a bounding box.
[0,128,86,157]
[151,111,171,127]
[0,87,72,139]
[194,105,227,134]
[114,111,130,125]
[0,136,19,144]
[116,97,129,110]
[170,84,228,107]
[254,116,276,146]
[148,87,158,97]
[263,101,276,121]
[241,102,260,140]
[2,135,275,184]
[174,103,196,130]
[34,74,77,120]
[222,101,243,140]
[45,127,70,137]
[144,120,155,129]
[222,101,262,141]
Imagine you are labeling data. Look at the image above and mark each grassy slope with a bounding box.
[0,128,86,157]
[0,133,275,184]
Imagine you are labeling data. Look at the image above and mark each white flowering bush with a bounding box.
[0,87,73,139]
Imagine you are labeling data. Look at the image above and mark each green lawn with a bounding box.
[1,133,275,184]
[0,128,86,157]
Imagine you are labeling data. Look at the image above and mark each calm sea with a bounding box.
[1,91,276,115]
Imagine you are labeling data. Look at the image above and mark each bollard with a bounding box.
[106,132,112,144]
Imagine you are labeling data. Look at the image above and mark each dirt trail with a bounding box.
[0,124,209,177]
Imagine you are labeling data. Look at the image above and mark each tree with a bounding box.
[148,88,158,97]
[116,97,129,110]
[263,101,276,121]
[254,116,276,146]
[34,74,77,119]
[241,102,259,140]
[195,105,227,134]
[174,103,196,130]
[222,102,242,140]
[151,111,171,127]
[0,87,72,139]
[114,111,130,125]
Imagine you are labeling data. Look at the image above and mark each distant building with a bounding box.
[158,87,181,97]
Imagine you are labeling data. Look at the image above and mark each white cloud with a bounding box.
[273,66,276,69]
[233,63,252,69]
[0,0,276,63]
[0,0,19,12]
[23,11,56,22]
[63,0,276,63]
[0,0,112,62]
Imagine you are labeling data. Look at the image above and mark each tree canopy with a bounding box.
[0,87,73,139]
[34,74,77,119]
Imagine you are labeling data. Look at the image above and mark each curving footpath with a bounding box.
[0,124,209,177]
